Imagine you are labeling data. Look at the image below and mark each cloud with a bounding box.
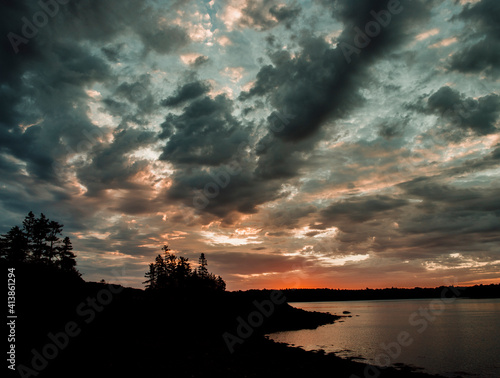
[426,86,500,137]
[137,25,190,54]
[166,167,284,218]
[239,0,433,180]
[262,203,318,229]
[1,0,499,290]
[159,94,249,165]
[61,0,191,53]
[161,80,212,107]
[76,127,157,196]
[317,195,409,230]
[192,55,210,67]
[208,251,308,275]
[0,0,190,187]
[448,0,500,77]
[397,176,500,235]
[377,115,411,140]
[221,0,302,31]
[0,41,111,181]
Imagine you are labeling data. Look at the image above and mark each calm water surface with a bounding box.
[268,298,500,377]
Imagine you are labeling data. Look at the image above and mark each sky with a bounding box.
[1,0,499,290]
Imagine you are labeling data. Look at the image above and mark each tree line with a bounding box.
[1,212,225,292]
[144,246,226,292]
[0,211,78,274]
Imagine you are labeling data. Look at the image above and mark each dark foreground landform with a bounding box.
[5,263,484,378]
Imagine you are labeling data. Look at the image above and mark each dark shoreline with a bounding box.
[5,263,464,377]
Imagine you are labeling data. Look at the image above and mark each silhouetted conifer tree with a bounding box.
[143,263,156,289]
[143,246,225,292]
[0,212,79,275]
[198,253,208,279]
[58,237,77,273]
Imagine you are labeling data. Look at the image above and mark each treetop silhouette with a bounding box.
[143,245,225,292]
[0,211,79,275]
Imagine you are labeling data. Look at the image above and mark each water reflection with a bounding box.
[268,298,500,377]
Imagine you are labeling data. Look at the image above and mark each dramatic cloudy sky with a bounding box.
[1,0,499,290]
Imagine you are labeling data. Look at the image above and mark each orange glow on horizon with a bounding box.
[225,275,500,292]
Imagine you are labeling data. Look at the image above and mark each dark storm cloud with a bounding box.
[2,0,498,289]
[0,40,111,181]
[77,127,156,196]
[0,0,189,187]
[111,74,161,123]
[263,203,317,229]
[239,0,433,180]
[60,0,190,53]
[253,131,319,180]
[0,155,22,175]
[426,86,500,136]
[242,0,433,141]
[102,98,130,117]
[166,167,284,218]
[317,195,409,229]
[449,0,500,77]
[159,94,249,165]
[115,75,151,104]
[399,177,500,213]
[448,39,500,77]
[161,80,211,107]
[101,43,125,62]
[397,176,500,235]
[137,25,190,54]
[240,1,429,141]
[269,3,302,29]
[377,115,410,140]
[157,87,289,218]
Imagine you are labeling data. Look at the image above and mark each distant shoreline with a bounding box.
[236,284,500,303]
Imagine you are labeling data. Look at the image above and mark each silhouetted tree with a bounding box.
[154,254,168,288]
[215,275,226,291]
[143,246,225,293]
[0,226,28,262]
[47,220,63,262]
[175,256,191,286]
[198,253,208,279]
[58,237,77,273]
[32,213,49,262]
[143,263,157,289]
[0,212,79,275]
[22,211,36,258]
